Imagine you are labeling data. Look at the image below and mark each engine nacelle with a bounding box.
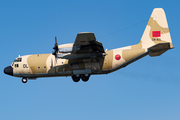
[58,43,73,53]
[58,43,80,53]
[59,47,73,53]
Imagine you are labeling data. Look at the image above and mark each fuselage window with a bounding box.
[14,58,22,62]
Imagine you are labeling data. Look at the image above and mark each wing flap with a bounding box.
[58,53,106,59]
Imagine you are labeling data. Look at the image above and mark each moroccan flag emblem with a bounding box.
[152,31,161,37]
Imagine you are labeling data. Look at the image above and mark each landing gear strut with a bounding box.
[22,77,28,83]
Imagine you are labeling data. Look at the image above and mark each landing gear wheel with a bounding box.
[81,74,90,82]
[22,77,28,83]
[72,75,80,82]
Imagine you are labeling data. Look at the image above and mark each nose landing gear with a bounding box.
[22,77,28,83]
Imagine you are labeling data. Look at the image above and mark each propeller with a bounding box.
[52,36,59,58]
[52,36,59,67]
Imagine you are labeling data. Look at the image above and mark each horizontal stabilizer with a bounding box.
[148,42,172,57]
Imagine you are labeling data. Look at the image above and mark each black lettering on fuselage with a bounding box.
[23,64,28,68]
[152,38,162,41]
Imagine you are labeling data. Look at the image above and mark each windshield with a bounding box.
[13,58,22,62]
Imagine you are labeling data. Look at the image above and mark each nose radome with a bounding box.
[4,66,13,76]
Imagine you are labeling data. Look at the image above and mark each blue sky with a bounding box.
[1,0,180,120]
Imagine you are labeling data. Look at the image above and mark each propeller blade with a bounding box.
[52,36,59,58]
[53,36,58,51]
[55,36,57,44]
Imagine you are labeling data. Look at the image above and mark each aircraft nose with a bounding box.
[4,66,13,76]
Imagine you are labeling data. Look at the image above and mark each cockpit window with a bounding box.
[15,64,19,68]
[14,58,22,62]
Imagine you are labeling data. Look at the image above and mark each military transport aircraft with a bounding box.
[4,8,173,83]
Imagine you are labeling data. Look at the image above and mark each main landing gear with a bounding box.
[72,74,90,82]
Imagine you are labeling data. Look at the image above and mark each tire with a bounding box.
[22,77,28,83]
[81,74,90,82]
[72,75,80,82]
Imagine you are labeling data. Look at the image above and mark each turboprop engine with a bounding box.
[58,43,80,53]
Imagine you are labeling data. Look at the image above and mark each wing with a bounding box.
[73,32,105,53]
[58,32,106,60]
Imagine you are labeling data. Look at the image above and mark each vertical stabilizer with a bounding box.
[139,8,173,56]
[140,8,173,48]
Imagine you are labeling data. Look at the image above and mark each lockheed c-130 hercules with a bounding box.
[4,8,173,83]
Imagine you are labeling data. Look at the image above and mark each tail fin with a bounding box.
[140,8,173,56]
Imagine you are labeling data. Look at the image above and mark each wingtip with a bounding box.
[78,32,94,34]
